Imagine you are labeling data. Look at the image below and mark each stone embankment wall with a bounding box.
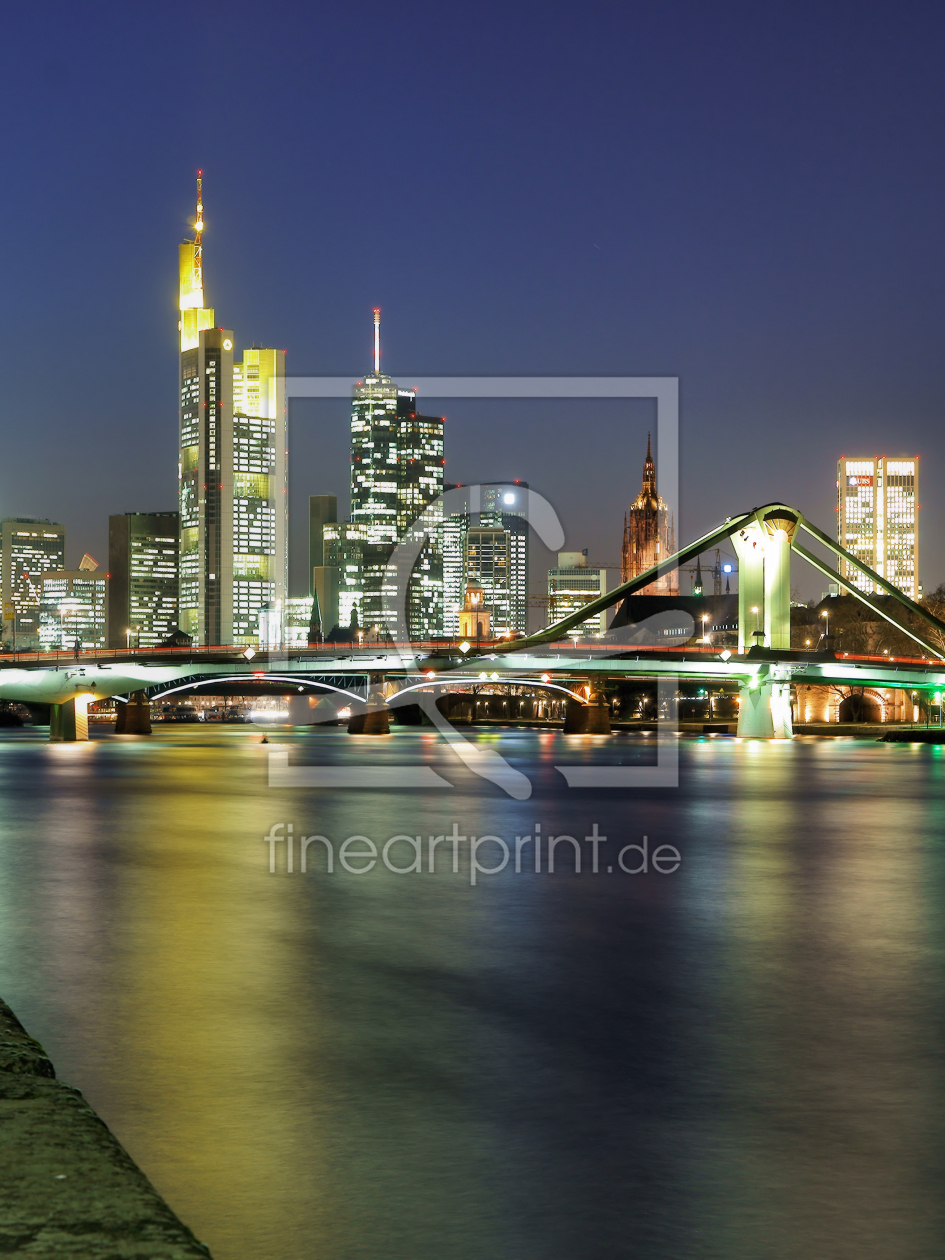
[0,997,213,1258]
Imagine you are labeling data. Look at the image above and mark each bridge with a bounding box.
[2,503,943,741]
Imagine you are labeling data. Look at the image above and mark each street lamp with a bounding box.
[701,614,711,644]
[821,609,829,641]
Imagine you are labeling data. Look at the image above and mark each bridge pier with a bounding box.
[347,705,391,735]
[733,522,766,651]
[348,676,391,734]
[736,682,793,738]
[563,687,612,734]
[49,696,89,743]
[123,691,152,735]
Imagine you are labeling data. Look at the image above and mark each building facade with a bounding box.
[39,570,108,651]
[177,175,287,646]
[1,518,66,649]
[547,550,607,635]
[837,456,919,599]
[348,312,444,640]
[621,435,677,595]
[442,483,529,637]
[457,580,491,641]
[107,512,180,649]
[321,521,368,632]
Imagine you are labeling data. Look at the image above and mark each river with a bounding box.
[0,725,942,1259]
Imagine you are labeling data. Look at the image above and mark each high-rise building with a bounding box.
[837,456,919,599]
[177,173,287,646]
[547,550,607,635]
[441,483,529,636]
[39,569,108,651]
[321,521,368,631]
[348,311,444,639]
[107,513,180,649]
[621,435,677,595]
[1,518,66,649]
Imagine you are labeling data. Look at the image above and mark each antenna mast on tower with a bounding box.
[373,308,381,374]
[193,170,204,293]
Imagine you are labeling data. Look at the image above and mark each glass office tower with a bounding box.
[837,456,919,598]
[348,312,444,640]
[107,512,180,648]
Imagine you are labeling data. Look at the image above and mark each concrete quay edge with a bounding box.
[0,997,213,1258]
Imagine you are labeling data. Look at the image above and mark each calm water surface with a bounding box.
[0,726,943,1259]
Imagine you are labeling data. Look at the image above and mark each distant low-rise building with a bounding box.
[39,569,108,651]
[547,550,607,635]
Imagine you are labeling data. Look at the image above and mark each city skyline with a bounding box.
[3,7,944,603]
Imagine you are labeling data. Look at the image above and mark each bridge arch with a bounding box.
[391,677,586,705]
[144,675,366,707]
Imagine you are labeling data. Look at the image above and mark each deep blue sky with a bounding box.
[2,1,943,599]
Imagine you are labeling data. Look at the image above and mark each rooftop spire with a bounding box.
[193,170,204,295]
[373,308,381,374]
[641,431,656,496]
[179,169,214,349]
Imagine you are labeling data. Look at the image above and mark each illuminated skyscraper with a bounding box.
[349,311,444,639]
[177,174,287,645]
[321,521,368,631]
[1,518,66,649]
[837,456,919,598]
[107,512,180,648]
[621,435,677,595]
[441,483,529,636]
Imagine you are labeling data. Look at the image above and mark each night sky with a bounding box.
[2,2,943,602]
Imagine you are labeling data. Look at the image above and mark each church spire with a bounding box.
[641,432,656,497]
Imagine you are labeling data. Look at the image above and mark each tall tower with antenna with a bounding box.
[348,309,445,639]
[177,171,287,646]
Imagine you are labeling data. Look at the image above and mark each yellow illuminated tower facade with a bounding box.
[178,174,287,646]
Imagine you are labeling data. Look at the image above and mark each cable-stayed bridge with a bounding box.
[1,504,943,741]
